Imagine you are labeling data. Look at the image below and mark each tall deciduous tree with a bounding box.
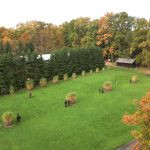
[62,17,98,48]
[97,12,113,60]
[130,18,150,66]
[81,19,99,47]
[109,12,135,58]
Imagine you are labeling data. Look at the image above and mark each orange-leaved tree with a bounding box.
[97,12,113,59]
[122,91,150,150]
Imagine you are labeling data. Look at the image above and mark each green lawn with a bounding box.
[0,67,149,150]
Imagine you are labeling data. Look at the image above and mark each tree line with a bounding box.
[0,12,149,66]
[0,18,98,54]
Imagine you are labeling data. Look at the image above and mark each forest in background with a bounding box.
[0,12,149,66]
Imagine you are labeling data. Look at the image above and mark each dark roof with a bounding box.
[116,58,135,64]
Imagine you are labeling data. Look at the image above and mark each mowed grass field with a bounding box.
[0,67,150,150]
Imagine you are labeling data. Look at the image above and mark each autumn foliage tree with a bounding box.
[122,91,150,150]
[97,12,113,59]
[0,13,149,67]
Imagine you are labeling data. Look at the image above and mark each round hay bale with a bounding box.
[52,76,59,83]
[2,112,14,127]
[131,75,139,83]
[72,73,76,79]
[63,74,68,81]
[66,92,77,104]
[82,71,86,76]
[102,81,112,92]
[39,78,47,87]
[96,68,99,72]
[90,69,93,74]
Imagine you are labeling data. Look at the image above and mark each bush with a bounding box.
[131,75,139,83]
[66,92,77,104]
[102,81,112,92]
[2,111,14,127]
[52,76,59,83]
[39,78,47,87]
[63,74,68,81]
[96,68,99,72]
[72,73,76,79]
[122,91,150,149]
[26,79,34,90]
[82,71,86,76]
[9,85,15,95]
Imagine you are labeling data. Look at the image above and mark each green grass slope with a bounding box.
[0,67,149,150]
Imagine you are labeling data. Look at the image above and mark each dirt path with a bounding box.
[116,140,137,150]
[137,67,150,75]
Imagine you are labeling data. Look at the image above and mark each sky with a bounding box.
[0,0,149,28]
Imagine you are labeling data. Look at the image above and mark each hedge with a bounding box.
[0,47,104,95]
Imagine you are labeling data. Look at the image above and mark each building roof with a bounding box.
[116,58,135,64]
[37,54,51,61]
[20,54,51,61]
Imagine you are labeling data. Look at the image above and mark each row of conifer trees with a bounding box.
[0,47,104,95]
